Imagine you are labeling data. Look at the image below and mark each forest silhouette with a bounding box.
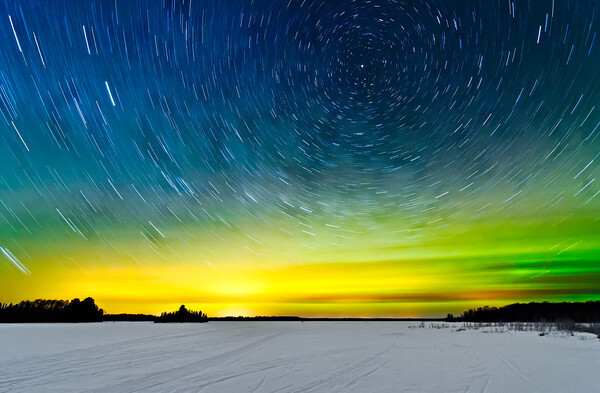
[452,301,600,322]
[0,298,103,322]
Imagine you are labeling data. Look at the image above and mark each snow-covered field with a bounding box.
[0,322,598,392]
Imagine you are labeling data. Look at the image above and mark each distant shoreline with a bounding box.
[101,316,447,322]
[4,300,600,323]
[208,317,446,322]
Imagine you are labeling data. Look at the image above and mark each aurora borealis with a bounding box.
[0,0,599,317]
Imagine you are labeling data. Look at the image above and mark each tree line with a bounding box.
[449,301,600,322]
[0,298,103,322]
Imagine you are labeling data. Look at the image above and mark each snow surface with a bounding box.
[0,322,598,392]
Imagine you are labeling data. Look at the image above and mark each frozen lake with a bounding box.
[0,322,598,392]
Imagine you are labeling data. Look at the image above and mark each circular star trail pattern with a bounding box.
[0,0,599,316]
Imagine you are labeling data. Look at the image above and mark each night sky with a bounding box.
[1,0,599,317]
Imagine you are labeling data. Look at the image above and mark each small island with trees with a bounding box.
[155,305,208,323]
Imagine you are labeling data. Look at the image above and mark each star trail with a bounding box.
[0,0,599,317]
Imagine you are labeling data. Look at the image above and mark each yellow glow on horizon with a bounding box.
[1,252,577,317]
[2,209,599,317]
